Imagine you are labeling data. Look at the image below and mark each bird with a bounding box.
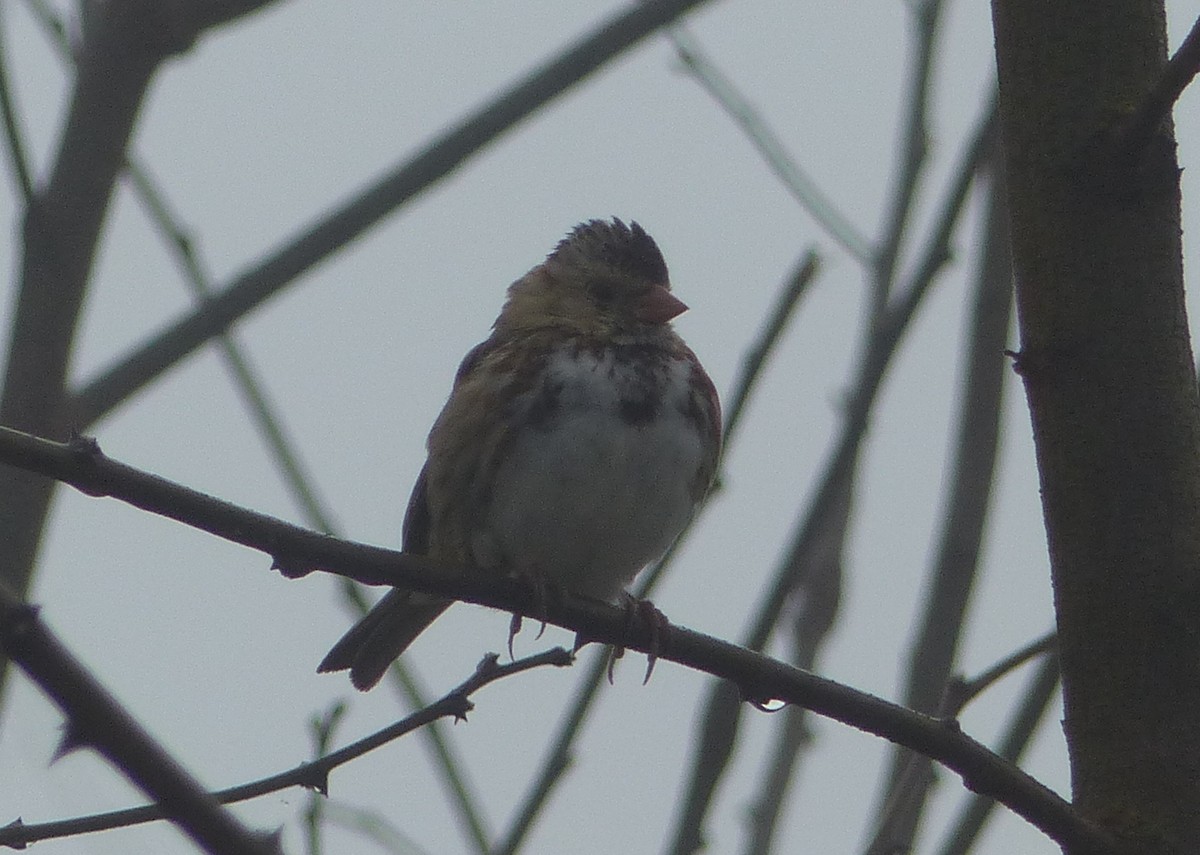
[318,218,722,690]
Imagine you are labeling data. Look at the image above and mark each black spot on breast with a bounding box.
[527,380,563,430]
[619,394,659,426]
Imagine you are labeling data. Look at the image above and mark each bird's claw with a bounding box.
[608,595,670,684]
[508,569,553,658]
[508,612,522,661]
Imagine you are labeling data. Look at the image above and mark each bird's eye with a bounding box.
[591,281,616,303]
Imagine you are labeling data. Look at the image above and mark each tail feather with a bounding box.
[319,588,450,690]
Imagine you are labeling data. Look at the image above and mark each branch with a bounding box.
[946,631,1057,713]
[721,249,821,449]
[0,0,277,698]
[1110,13,1200,162]
[867,116,1011,855]
[0,427,1124,855]
[872,0,948,304]
[870,632,1057,855]
[741,479,848,855]
[667,29,872,263]
[667,93,1000,855]
[66,0,718,428]
[123,159,493,852]
[0,4,33,202]
[0,649,570,849]
[936,653,1062,855]
[0,585,279,855]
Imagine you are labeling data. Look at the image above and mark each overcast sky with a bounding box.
[2,2,1199,854]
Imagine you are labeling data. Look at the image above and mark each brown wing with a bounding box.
[421,333,547,563]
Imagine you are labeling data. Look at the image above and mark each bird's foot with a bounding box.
[607,594,671,684]
[508,568,554,660]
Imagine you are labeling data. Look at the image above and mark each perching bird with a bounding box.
[318,218,722,690]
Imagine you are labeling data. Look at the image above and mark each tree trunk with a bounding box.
[991,2,1200,851]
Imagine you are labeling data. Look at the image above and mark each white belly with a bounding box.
[475,348,703,600]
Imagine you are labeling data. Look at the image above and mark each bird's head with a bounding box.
[496,219,687,339]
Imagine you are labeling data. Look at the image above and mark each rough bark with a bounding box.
[991,1,1200,851]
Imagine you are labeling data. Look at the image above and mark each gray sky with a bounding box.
[2,2,1199,853]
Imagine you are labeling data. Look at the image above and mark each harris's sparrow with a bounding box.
[319,218,722,690]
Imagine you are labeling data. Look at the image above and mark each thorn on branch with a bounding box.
[450,696,474,723]
[66,432,106,496]
[1,818,26,850]
[271,553,316,579]
[52,723,87,762]
[1004,348,1028,377]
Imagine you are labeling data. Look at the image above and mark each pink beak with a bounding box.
[635,284,688,324]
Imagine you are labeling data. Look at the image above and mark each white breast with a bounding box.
[475,347,704,600]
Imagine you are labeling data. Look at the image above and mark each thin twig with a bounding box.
[884,92,998,335]
[947,631,1057,712]
[489,646,604,855]
[124,165,341,532]
[319,802,431,855]
[866,113,1009,855]
[387,658,492,852]
[130,157,495,854]
[0,649,569,849]
[722,249,821,448]
[668,28,872,263]
[0,427,1126,855]
[20,0,71,60]
[872,0,947,309]
[303,701,347,855]
[0,0,277,702]
[23,2,582,842]
[0,4,33,202]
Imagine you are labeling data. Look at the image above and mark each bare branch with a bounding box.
[0,427,1125,855]
[1110,13,1200,162]
[129,163,498,852]
[0,0,278,698]
[67,0,719,428]
[0,649,569,849]
[740,476,849,855]
[666,95,998,855]
[0,585,280,855]
[0,7,33,202]
[948,631,1057,712]
[668,28,872,263]
[936,654,1062,855]
[20,9,497,832]
[867,115,1010,855]
[872,0,948,306]
[722,249,821,448]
